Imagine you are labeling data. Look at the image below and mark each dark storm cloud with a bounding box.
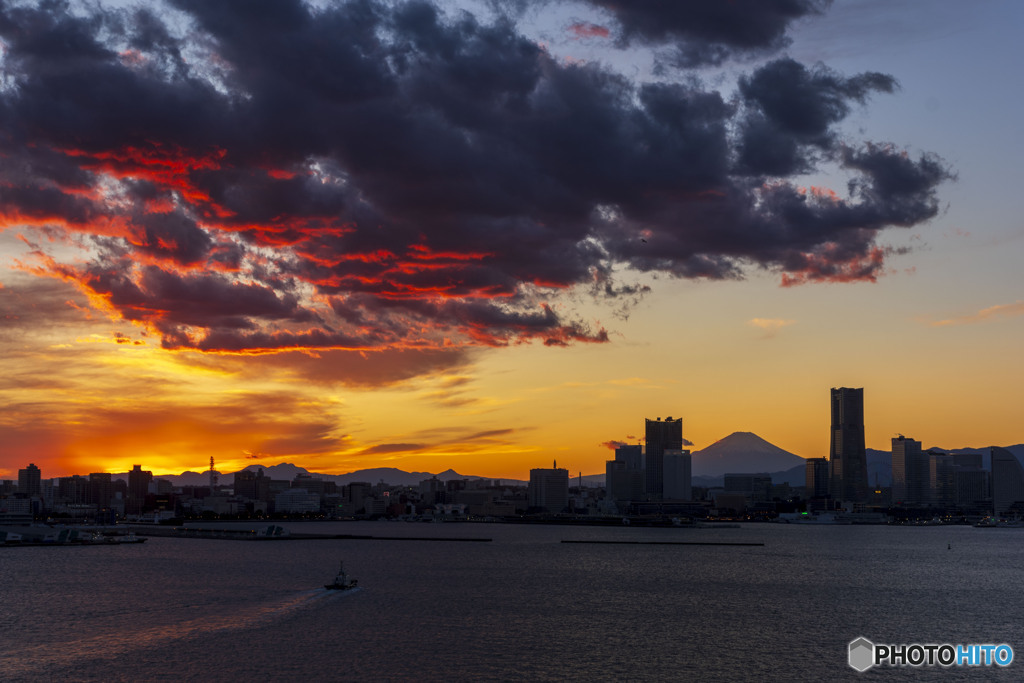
[0,0,951,360]
[736,58,897,176]
[583,0,832,66]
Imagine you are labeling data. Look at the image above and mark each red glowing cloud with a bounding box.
[0,0,949,361]
[780,245,887,287]
[569,22,611,39]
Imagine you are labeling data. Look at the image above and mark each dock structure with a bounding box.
[129,525,491,542]
[561,540,763,546]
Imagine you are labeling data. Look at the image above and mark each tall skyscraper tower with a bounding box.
[645,417,683,500]
[828,388,869,503]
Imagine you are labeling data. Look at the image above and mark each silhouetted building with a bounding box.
[928,451,955,508]
[606,443,644,505]
[953,452,983,468]
[605,461,644,503]
[805,457,829,498]
[18,464,41,496]
[58,476,89,505]
[275,488,321,513]
[345,482,373,514]
[89,472,114,510]
[128,465,153,514]
[662,449,692,500]
[891,436,927,506]
[991,447,1024,516]
[235,468,271,502]
[528,463,568,513]
[419,477,444,504]
[828,388,869,503]
[292,473,325,497]
[645,417,683,500]
[724,474,772,503]
[615,444,643,471]
[954,466,989,509]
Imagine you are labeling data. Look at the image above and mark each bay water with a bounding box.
[1,521,1021,681]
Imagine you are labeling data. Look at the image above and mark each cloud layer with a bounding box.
[0,0,951,360]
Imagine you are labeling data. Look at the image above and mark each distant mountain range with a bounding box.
[122,435,1024,489]
[137,464,526,487]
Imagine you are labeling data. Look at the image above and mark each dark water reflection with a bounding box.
[1,522,1021,681]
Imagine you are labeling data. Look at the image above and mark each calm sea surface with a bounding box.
[1,521,1022,682]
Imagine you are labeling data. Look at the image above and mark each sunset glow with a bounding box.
[1,0,1021,482]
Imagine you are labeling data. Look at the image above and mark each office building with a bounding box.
[891,436,928,506]
[662,449,692,500]
[235,468,271,502]
[606,461,644,503]
[928,452,955,509]
[18,464,41,496]
[954,466,989,509]
[645,417,683,500]
[89,472,113,508]
[805,458,829,498]
[528,463,569,513]
[991,447,1024,516]
[828,388,869,503]
[128,465,153,514]
[606,444,644,503]
[615,444,643,472]
[274,488,321,513]
[724,474,773,503]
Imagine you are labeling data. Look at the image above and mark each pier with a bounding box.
[130,525,491,542]
[561,540,763,546]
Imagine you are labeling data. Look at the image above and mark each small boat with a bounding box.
[325,561,358,591]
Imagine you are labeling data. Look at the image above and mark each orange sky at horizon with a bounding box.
[2,268,1021,482]
[2,0,1023,485]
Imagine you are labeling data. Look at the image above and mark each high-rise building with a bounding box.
[18,463,41,496]
[89,472,113,509]
[58,476,89,505]
[805,457,829,498]
[662,449,692,500]
[528,463,569,513]
[928,452,955,509]
[606,445,644,503]
[991,447,1024,516]
[645,417,683,500]
[128,465,153,514]
[953,466,989,510]
[828,388,869,503]
[615,444,643,471]
[891,436,928,506]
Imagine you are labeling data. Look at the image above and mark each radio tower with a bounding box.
[209,456,218,491]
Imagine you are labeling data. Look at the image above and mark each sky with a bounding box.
[1,0,1021,480]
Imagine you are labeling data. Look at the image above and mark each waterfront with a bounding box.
[2,522,1022,681]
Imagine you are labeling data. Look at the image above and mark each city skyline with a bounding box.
[2,0,1023,481]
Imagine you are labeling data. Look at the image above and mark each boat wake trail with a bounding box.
[0,587,362,681]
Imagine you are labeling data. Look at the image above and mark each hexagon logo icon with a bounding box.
[849,637,875,672]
